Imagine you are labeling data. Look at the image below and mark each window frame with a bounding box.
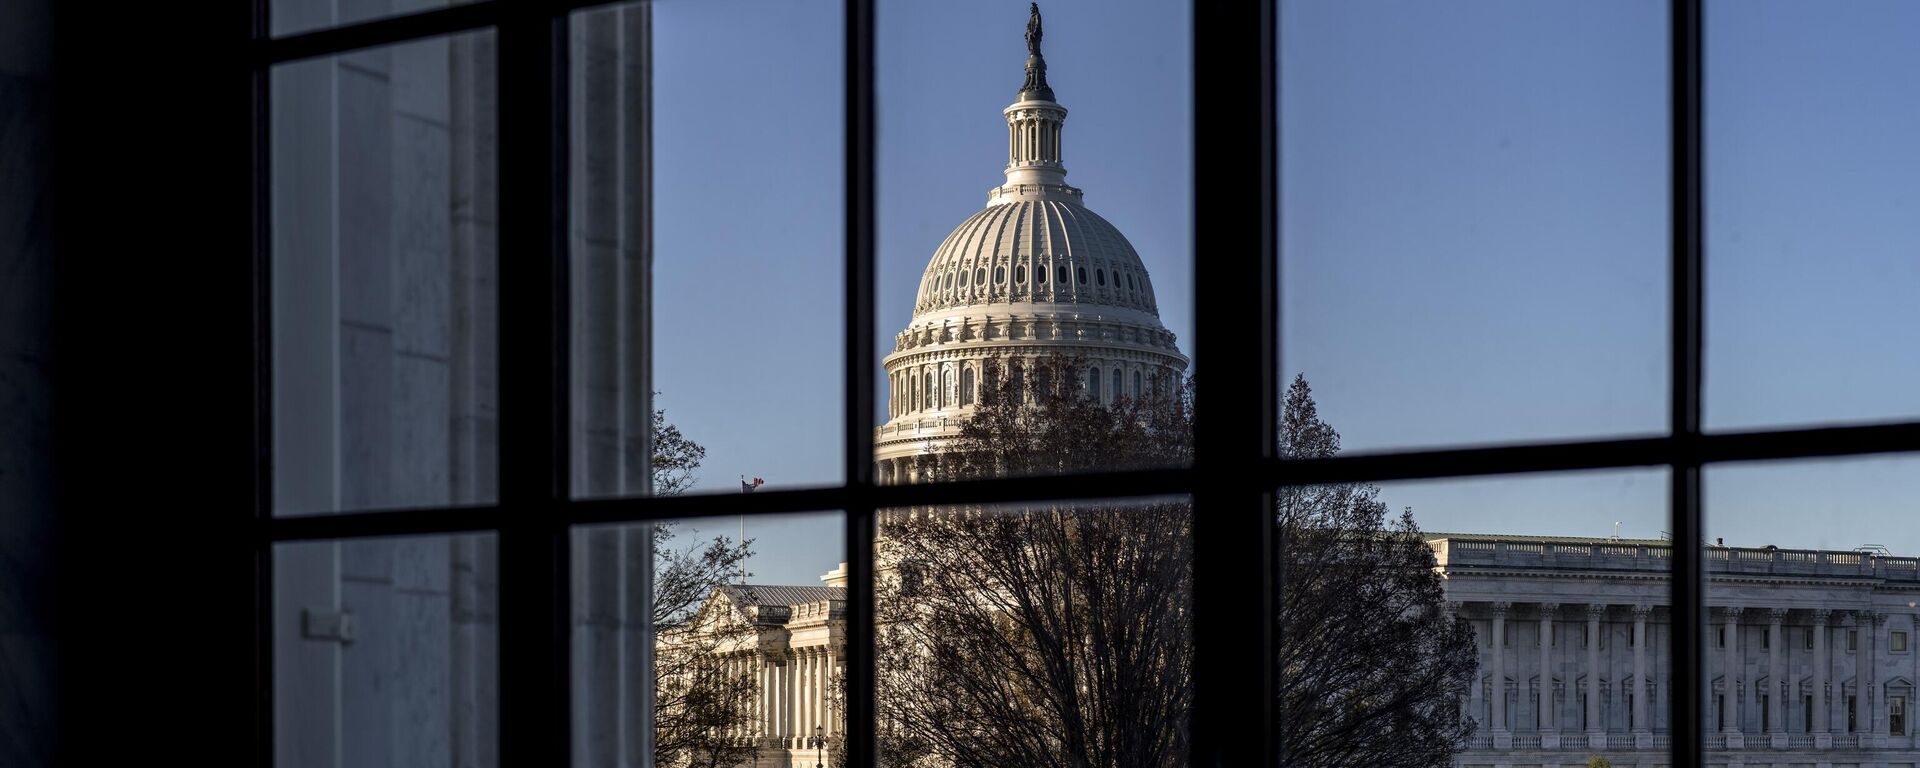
[236,2,1920,767]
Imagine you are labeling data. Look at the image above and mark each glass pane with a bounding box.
[875,1,1193,482]
[272,32,497,516]
[1705,454,1920,757]
[570,0,843,499]
[571,512,846,768]
[1279,378,1670,762]
[877,496,1191,765]
[1279,0,1668,453]
[275,533,498,767]
[1706,1,1920,431]
[272,0,481,39]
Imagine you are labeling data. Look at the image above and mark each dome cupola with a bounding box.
[875,4,1188,482]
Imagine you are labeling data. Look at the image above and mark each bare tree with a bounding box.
[877,354,1193,768]
[647,405,761,768]
[1275,374,1478,768]
[875,361,1476,768]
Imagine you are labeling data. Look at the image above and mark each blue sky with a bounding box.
[644,0,1919,586]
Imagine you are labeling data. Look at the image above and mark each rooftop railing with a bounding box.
[1430,537,1920,582]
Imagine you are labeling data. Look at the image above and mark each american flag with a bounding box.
[740,476,764,493]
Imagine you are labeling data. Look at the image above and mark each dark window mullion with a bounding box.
[843,0,878,764]
[496,6,571,768]
[1191,1,1278,767]
[1669,0,1706,765]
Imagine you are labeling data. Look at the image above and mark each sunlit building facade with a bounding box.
[1438,534,1920,768]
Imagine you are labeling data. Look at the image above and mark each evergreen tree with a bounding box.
[1276,374,1479,767]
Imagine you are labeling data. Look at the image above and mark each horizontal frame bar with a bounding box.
[255,418,1920,544]
[252,0,636,65]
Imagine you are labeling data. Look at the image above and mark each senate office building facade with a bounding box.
[690,9,1920,768]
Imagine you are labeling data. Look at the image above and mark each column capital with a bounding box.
[1811,608,1833,624]
[1841,611,1859,627]
[1488,601,1510,618]
[1537,602,1561,618]
[1767,607,1789,623]
[1631,604,1653,620]
[1587,603,1608,621]
[1868,610,1888,626]
[1716,605,1745,620]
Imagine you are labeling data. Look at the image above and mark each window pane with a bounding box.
[1706,454,1920,755]
[1280,0,1668,453]
[1705,1,1920,431]
[875,1,1193,482]
[878,497,1191,766]
[1277,396,1669,765]
[275,533,497,767]
[272,32,497,516]
[272,0,480,39]
[571,512,845,768]
[570,0,843,499]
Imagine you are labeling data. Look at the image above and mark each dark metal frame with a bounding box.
[239,1,1920,767]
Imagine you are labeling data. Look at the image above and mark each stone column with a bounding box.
[760,660,772,745]
[1871,612,1888,748]
[1812,609,1832,747]
[1768,608,1787,747]
[1491,602,1511,748]
[1586,604,1604,740]
[1539,603,1559,747]
[1720,607,1745,747]
[1632,605,1651,748]
[1853,611,1869,740]
[1465,604,1483,734]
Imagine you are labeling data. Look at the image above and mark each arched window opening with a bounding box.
[1057,265,1069,285]
[1095,269,1106,286]
[1088,367,1102,402]
[1077,266,1088,284]
[1010,365,1024,403]
[996,267,1006,284]
[1127,273,1136,290]
[924,371,935,409]
[974,267,986,285]
[1133,370,1143,398]
[1016,264,1028,284]
[1036,367,1053,400]
[961,367,975,406]
[960,270,970,287]
[1110,368,1122,402]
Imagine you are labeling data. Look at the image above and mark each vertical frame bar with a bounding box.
[1191,0,1278,767]
[497,5,572,768]
[250,0,276,764]
[1669,0,1706,765]
[843,0,878,764]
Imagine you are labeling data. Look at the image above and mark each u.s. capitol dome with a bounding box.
[875,19,1188,483]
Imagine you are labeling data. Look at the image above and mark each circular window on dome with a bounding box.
[1095,269,1106,286]
[1019,264,1030,283]
[1077,267,1088,285]
[1057,265,1069,284]
[975,267,986,285]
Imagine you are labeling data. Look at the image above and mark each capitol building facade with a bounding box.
[690,11,1920,768]
[1439,534,1920,768]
